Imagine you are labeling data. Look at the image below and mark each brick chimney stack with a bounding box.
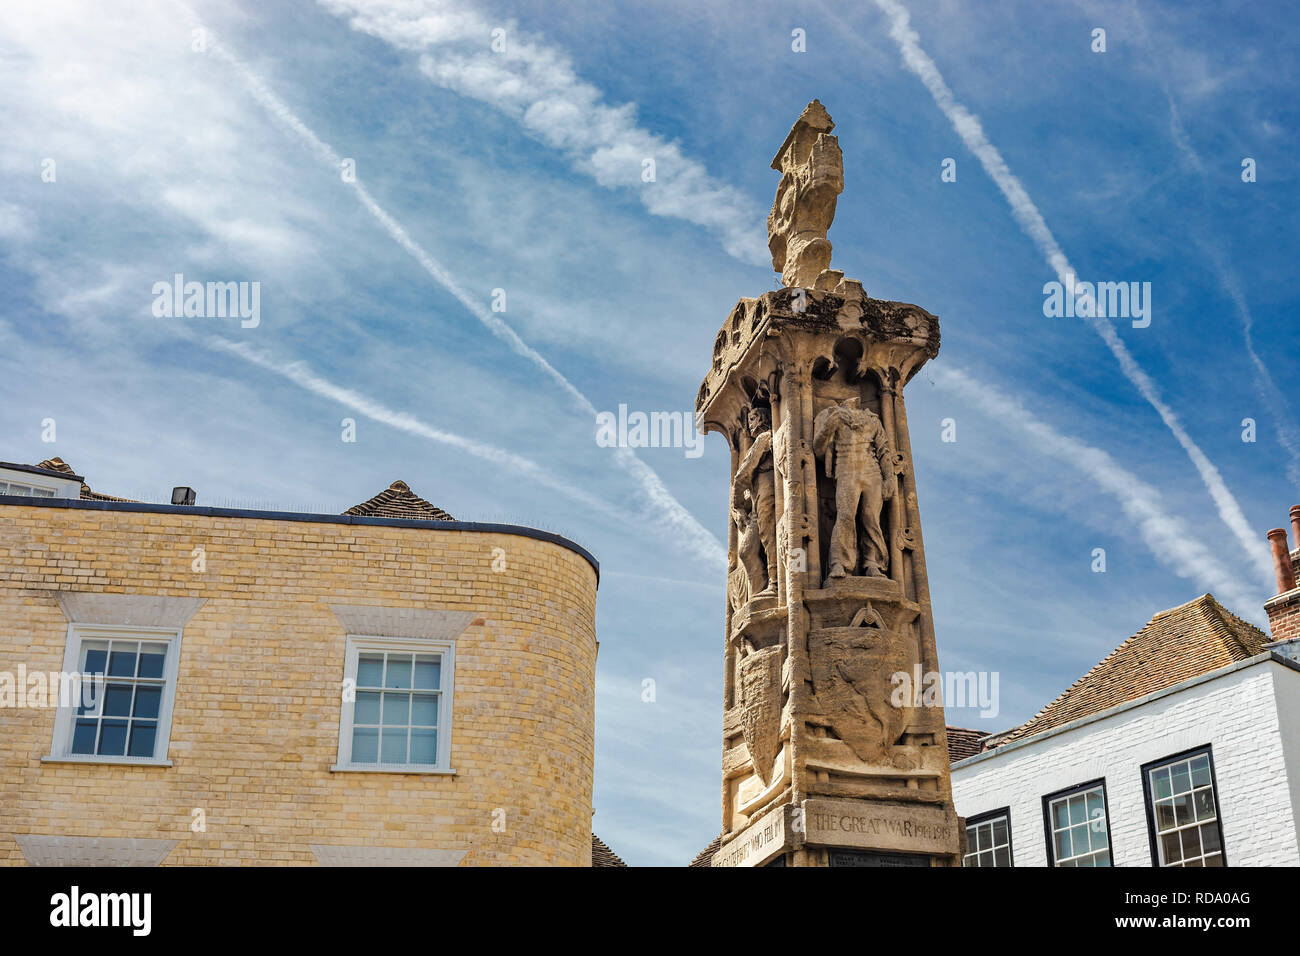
[1265,510,1300,642]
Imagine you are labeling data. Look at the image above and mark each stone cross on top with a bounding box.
[767,99,845,291]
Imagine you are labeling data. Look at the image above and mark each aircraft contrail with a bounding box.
[862,0,1274,585]
[933,365,1265,616]
[1127,0,1300,488]
[206,337,633,524]
[174,4,726,568]
[316,0,770,266]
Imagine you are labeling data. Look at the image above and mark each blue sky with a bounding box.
[2,0,1296,866]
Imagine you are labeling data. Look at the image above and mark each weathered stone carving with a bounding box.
[732,406,777,598]
[738,645,783,785]
[701,101,961,866]
[727,564,750,614]
[808,621,911,765]
[767,100,844,290]
[849,603,885,629]
[812,398,896,582]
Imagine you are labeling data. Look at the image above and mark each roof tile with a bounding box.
[689,835,720,868]
[344,480,454,521]
[944,726,988,762]
[35,458,136,502]
[998,593,1268,745]
[591,833,627,867]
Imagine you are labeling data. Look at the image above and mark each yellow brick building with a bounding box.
[0,460,603,866]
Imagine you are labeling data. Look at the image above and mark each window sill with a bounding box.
[42,755,173,768]
[330,765,456,775]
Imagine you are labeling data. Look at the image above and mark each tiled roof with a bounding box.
[591,833,627,867]
[998,593,1269,746]
[36,458,136,502]
[344,480,455,521]
[945,726,987,762]
[689,835,720,868]
[36,457,78,478]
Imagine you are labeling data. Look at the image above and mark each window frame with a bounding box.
[1141,744,1227,867]
[963,807,1014,867]
[0,480,57,497]
[333,634,456,774]
[1042,778,1113,867]
[0,468,80,499]
[46,623,184,767]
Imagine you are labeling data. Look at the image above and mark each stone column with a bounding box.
[696,100,961,867]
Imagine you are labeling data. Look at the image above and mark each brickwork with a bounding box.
[1266,588,1300,643]
[0,502,598,866]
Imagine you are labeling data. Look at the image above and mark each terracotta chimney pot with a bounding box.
[1268,528,1296,595]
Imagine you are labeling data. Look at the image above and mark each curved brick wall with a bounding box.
[0,502,598,866]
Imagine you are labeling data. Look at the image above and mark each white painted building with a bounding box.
[953,645,1300,867]
[0,460,83,499]
[952,513,1300,867]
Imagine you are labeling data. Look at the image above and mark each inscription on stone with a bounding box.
[802,797,957,856]
[711,803,792,868]
[828,849,929,867]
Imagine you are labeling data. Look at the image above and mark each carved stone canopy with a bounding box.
[695,287,940,434]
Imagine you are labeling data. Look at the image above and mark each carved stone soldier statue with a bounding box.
[732,406,778,598]
[812,398,896,581]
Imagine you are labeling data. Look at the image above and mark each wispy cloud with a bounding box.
[205,335,630,523]
[593,670,719,865]
[173,4,584,405]
[932,365,1264,614]
[1200,242,1300,487]
[1127,1,1300,487]
[0,202,34,242]
[179,5,727,568]
[859,0,1274,586]
[315,0,769,266]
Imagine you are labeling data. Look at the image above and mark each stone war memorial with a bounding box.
[697,100,962,867]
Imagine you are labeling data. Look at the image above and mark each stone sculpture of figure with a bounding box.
[812,398,896,581]
[767,100,844,290]
[732,406,778,598]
